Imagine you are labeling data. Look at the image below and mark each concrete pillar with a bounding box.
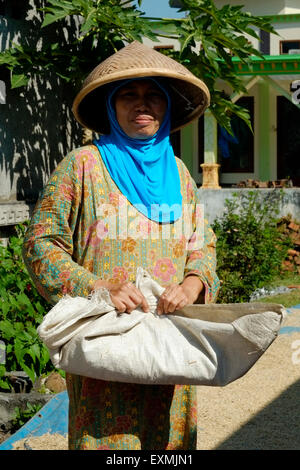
[201,110,221,189]
[180,122,194,175]
[258,79,271,181]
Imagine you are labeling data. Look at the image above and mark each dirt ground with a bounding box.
[196,306,300,450]
[11,433,68,450]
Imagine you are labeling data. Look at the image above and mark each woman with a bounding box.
[23,41,220,450]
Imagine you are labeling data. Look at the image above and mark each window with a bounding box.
[198,98,254,174]
[277,96,300,186]
[280,40,300,54]
[260,29,270,55]
[217,97,254,173]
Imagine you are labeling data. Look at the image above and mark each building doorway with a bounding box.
[277,96,300,187]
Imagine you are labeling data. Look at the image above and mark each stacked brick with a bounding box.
[277,217,300,274]
[234,179,293,188]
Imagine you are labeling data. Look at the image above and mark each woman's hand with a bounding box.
[93,279,149,314]
[157,275,204,315]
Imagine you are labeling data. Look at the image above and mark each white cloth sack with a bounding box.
[38,268,286,386]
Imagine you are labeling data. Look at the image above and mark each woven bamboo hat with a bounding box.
[72,40,210,134]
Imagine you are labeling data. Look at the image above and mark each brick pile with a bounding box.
[234,179,293,188]
[277,216,300,274]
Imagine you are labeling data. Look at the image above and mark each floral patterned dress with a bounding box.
[23,144,220,450]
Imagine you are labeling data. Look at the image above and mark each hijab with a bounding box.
[93,78,182,223]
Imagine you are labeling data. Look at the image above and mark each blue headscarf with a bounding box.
[93,78,182,223]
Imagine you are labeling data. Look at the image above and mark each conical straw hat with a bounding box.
[72,40,210,134]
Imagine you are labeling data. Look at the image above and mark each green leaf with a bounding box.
[0,48,21,67]
[30,343,41,362]
[19,330,34,343]
[40,346,50,367]
[11,73,29,89]
[20,363,36,383]
[0,364,6,377]
[80,8,97,34]
[14,338,26,364]
[148,20,179,35]
[0,379,11,390]
[0,320,16,338]
[35,301,46,316]
[42,10,71,28]
[180,32,195,52]
[13,322,25,334]
[45,0,75,9]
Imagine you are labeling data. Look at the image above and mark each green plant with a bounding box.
[212,190,292,303]
[0,222,54,390]
[10,403,43,434]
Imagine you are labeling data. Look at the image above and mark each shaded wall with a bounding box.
[0,0,82,204]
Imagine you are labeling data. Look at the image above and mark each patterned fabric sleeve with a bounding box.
[182,171,220,304]
[22,151,98,305]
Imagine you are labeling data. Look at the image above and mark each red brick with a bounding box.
[282,260,295,271]
[288,249,299,257]
[288,222,300,232]
[290,233,300,245]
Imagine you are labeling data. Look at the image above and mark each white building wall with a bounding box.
[214,0,300,16]
[270,23,300,55]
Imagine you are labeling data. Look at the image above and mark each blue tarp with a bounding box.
[280,304,300,335]
[0,391,69,450]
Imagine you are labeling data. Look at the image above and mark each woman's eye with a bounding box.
[149,93,165,100]
[117,90,165,101]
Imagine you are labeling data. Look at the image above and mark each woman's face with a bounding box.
[114,80,167,139]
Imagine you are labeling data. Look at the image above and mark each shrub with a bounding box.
[0,222,54,390]
[212,190,292,303]
[10,403,43,434]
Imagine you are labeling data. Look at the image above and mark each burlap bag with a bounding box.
[38,268,285,386]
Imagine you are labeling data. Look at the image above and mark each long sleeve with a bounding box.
[22,151,99,305]
[182,172,220,304]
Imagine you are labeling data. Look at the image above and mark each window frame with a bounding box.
[280,39,300,54]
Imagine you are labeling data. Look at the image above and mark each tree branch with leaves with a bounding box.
[0,0,276,132]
